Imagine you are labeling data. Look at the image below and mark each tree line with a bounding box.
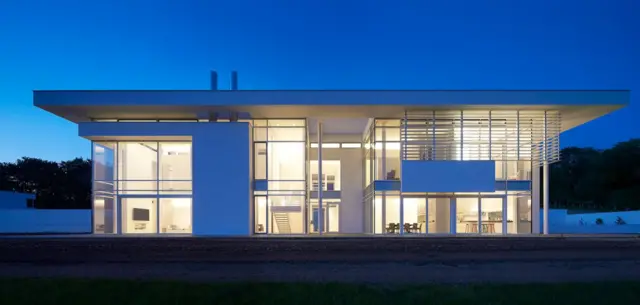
[549,138,640,211]
[0,158,91,209]
[0,139,639,210]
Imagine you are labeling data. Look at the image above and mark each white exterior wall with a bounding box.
[192,123,250,236]
[0,210,91,233]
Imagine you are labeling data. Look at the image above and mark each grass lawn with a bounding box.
[0,278,638,305]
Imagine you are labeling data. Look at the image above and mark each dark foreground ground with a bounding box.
[2,278,639,305]
[1,236,640,283]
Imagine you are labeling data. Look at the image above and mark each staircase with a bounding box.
[273,213,291,234]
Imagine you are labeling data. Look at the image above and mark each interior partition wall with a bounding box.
[92,141,193,234]
[252,119,307,235]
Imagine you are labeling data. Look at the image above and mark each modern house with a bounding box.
[33,72,629,236]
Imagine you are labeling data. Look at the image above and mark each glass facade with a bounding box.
[252,119,307,234]
[361,110,555,235]
[90,110,551,236]
[92,141,192,234]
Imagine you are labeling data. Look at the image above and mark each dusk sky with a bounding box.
[0,0,638,162]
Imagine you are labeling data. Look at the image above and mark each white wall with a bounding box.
[0,210,91,234]
[192,123,250,236]
[541,209,640,234]
[309,137,364,234]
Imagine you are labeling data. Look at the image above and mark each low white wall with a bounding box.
[564,210,640,225]
[0,210,91,234]
[550,225,640,234]
[541,209,640,234]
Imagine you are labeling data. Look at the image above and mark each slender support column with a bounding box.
[531,164,540,233]
[400,196,404,235]
[543,161,549,235]
[502,196,508,235]
[317,121,324,234]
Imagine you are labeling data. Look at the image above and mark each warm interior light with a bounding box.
[341,143,361,148]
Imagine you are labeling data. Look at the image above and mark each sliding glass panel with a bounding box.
[428,198,451,234]
[456,197,479,233]
[385,194,400,234]
[403,197,426,233]
[480,197,502,234]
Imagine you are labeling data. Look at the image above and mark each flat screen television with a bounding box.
[132,208,150,221]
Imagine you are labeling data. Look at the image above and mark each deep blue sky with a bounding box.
[0,0,638,162]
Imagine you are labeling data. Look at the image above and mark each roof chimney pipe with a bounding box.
[231,71,238,90]
[210,71,218,90]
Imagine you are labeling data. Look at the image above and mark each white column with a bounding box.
[502,196,508,235]
[400,196,404,235]
[317,120,323,234]
[449,198,457,234]
[531,165,540,234]
[543,161,549,235]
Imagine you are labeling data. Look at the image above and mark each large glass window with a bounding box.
[373,121,401,180]
[456,197,479,233]
[480,197,503,234]
[507,194,532,234]
[252,119,307,235]
[384,194,400,234]
[93,142,116,234]
[120,197,157,234]
[268,195,304,234]
[159,143,191,181]
[159,198,192,233]
[268,142,305,181]
[309,160,341,191]
[428,197,451,234]
[373,194,383,233]
[92,141,193,235]
[118,142,157,181]
[403,197,426,233]
[254,196,267,234]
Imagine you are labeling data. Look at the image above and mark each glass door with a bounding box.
[254,195,268,234]
[480,197,505,235]
[309,200,339,233]
[118,197,157,234]
[427,197,451,234]
[455,197,480,234]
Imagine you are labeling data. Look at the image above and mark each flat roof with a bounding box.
[34,90,629,131]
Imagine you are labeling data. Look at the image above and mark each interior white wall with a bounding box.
[430,198,451,233]
[310,139,364,234]
[122,198,156,234]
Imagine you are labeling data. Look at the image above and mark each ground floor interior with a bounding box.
[94,192,531,235]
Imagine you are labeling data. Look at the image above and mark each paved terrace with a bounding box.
[1,236,640,283]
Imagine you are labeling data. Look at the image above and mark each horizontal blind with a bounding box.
[401,110,560,166]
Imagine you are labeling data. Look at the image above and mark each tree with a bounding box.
[549,138,640,211]
[0,157,91,209]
